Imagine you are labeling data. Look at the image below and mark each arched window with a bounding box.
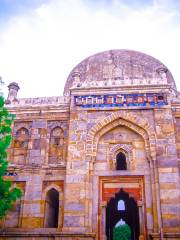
[49,127,64,164]
[44,188,59,228]
[13,127,29,164]
[117,200,125,210]
[116,152,127,170]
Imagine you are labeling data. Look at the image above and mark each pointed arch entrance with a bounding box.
[86,112,157,239]
[106,189,140,240]
[98,176,145,240]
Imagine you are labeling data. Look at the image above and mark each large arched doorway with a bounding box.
[44,188,59,228]
[106,189,140,240]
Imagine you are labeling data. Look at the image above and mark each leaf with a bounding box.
[0,97,22,218]
[113,224,131,240]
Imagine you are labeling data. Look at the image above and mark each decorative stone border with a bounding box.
[74,93,167,108]
[86,111,156,165]
[109,143,133,170]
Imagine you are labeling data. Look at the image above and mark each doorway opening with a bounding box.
[44,188,59,228]
[106,189,139,240]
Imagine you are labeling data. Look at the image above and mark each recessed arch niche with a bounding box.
[13,127,29,164]
[116,151,127,170]
[44,188,59,228]
[49,127,64,164]
[95,125,146,171]
[89,117,151,240]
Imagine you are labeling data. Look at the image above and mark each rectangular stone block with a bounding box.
[159,173,179,183]
[14,155,25,164]
[33,139,41,149]
[23,203,41,215]
[135,150,145,159]
[160,183,178,189]
[78,121,87,130]
[13,149,26,156]
[66,175,85,183]
[64,216,84,227]
[161,204,180,214]
[160,189,179,199]
[29,150,41,157]
[25,190,42,200]
[94,163,108,171]
[167,144,177,155]
[133,141,144,149]
[96,153,107,161]
[21,217,43,228]
[32,120,46,128]
[163,218,180,227]
[29,156,44,164]
[72,161,86,170]
[65,202,85,212]
[158,158,178,167]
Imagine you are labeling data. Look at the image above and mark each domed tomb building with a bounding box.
[0,50,180,240]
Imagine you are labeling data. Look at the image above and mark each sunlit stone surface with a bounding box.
[1,50,180,240]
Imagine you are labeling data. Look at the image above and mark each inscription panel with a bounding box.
[75,93,167,108]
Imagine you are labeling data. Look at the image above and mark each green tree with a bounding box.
[0,96,22,218]
[113,224,131,240]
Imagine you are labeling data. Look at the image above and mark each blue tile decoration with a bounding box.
[74,93,167,108]
[5,172,18,176]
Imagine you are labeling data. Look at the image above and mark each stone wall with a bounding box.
[154,108,180,233]
[1,99,179,239]
[2,107,69,230]
[175,117,180,159]
[1,49,180,239]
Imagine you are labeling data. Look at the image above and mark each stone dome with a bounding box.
[64,49,176,95]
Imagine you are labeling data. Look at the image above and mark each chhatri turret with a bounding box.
[6,82,20,103]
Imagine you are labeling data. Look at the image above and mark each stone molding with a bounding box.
[6,96,69,107]
[47,121,68,133]
[149,232,180,239]
[86,111,156,164]
[109,143,133,154]
[13,121,32,135]
[87,111,154,141]
[0,229,96,238]
[42,183,63,201]
[109,143,134,170]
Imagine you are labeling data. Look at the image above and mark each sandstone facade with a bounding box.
[0,50,180,240]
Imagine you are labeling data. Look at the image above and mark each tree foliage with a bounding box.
[0,96,22,218]
[113,224,131,240]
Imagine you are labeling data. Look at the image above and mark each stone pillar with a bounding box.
[149,159,159,232]
[62,109,88,232]
[138,200,145,239]
[29,120,47,165]
[21,174,43,227]
[7,82,20,103]
[58,190,64,229]
[154,108,180,234]
[100,202,106,240]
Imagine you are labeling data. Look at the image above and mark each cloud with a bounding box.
[0,0,180,97]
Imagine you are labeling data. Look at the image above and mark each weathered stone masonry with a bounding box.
[0,49,180,240]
